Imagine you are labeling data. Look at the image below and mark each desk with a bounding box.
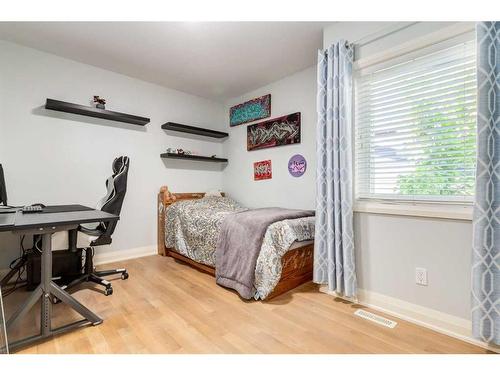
[0,205,118,351]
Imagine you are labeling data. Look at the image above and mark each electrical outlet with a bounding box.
[416,267,428,286]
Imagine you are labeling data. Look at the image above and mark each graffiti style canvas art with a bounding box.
[230,94,271,126]
[254,160,272,180]
[247,112,301,151]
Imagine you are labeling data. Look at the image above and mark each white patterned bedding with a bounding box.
[164,196,315,299]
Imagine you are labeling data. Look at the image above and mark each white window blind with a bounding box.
[355,39,477,203]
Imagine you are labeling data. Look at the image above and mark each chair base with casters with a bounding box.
[56,247,128,300]
[53,228,129,300]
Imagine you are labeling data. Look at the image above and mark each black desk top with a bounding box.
[0,205,119,233]
[0,212,15,231]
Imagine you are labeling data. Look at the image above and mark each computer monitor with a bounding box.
[0,164,7,206]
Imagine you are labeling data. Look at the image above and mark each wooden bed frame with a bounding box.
[157,186,313,299]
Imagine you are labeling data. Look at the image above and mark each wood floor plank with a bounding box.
[2,255,493,354]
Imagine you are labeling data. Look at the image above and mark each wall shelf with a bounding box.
[160,153,228,163]
[161,122,228,139]
[45,98,150,126]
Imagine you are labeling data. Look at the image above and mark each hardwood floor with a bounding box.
[3,255,493,354]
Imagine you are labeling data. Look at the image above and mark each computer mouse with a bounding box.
[31,203,46,208]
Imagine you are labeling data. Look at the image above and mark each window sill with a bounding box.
[354,201,473,221]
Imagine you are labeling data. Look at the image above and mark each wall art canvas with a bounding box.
[288,154,307,177]
[247,112,301,151]
[230,94,271,126]
[254,160,272,180]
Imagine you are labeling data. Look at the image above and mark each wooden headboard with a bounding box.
[157,186,225,256]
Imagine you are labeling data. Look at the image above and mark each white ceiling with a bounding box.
[0,22,330,101]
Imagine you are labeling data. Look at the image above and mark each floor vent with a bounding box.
[354,309,397,328]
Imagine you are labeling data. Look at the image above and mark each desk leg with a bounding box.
[7,231,102,351]
[41,233,52,336]
[68,229,78,252]
[5,286,42,329]
[40,233,102,330]
[49,282,102,324]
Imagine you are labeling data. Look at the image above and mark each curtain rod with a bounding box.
[354,22,420,47]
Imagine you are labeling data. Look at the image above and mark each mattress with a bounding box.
[164,196,315,299]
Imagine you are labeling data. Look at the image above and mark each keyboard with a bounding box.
[21,205,44,214]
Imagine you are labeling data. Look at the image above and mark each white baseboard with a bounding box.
[319,286,500,353]
[93,245,157,265]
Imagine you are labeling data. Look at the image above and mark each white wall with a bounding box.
[0,40,226,267]
[223,66,316,210]
[324,22,474,320]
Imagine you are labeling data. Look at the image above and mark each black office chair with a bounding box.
[56,156,130,296]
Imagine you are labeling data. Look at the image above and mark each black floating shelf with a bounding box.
[160,153,228,163]
[162,122,228,139]
[45,98,150,126]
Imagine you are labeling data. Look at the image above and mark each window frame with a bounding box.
[352,29,476,220]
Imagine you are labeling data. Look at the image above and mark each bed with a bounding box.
[157,186,315,300]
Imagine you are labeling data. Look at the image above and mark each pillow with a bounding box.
[205,189,223,197]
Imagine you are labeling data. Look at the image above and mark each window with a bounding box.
[355,39,477,203]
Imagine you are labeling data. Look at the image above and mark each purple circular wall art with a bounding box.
[288,154,307,177]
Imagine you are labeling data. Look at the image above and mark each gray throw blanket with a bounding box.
[215,207,315,299]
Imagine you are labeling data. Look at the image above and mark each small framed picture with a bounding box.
[254,160,272,181]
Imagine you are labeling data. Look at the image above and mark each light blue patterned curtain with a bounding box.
[314,40,356,297]
[472,21,500,345]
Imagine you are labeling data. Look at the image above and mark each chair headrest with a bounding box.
[112,156,129,176]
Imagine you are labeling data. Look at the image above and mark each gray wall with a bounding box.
[0,40,226,267]
[355,214,472,319]
[223,66,317,210]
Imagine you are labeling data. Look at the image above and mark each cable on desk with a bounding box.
[1,236,28,298]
